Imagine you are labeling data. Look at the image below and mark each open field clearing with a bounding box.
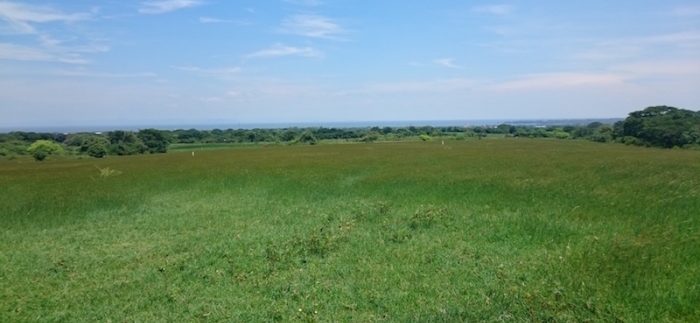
[1,139,699,321]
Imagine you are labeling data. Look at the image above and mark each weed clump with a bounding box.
[410,205,447,229]
[264,216,355,274]
[96,166,122,178]
[351,200,391,221]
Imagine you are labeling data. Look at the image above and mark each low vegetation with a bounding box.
[1,139,698,321]
[1,106,698,161]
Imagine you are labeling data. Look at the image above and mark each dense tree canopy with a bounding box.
[614,106,700,148]
[137,129,170,153]
[107,131,147,156]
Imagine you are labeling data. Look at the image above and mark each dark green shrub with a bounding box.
[295,131,318,145]
[137,128,169,153]
[85,138,108,158]
[108,131,147,155]
[360,131,380,143]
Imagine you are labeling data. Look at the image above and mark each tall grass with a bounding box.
[1,139,698,321]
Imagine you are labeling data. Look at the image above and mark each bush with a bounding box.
[295,131,318,145]
[553,131,570,139]
[137,129,169,153]
[27,140,64,161]
[0,141,28,156]
[419,134,432,141]
[85,138,109,158]
[360,132,380,143]
[621,136,641,145]
[32,149,48,161]
[108,131,147,155]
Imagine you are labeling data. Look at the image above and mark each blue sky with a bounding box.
[1,0,699,127]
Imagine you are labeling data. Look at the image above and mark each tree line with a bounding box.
[1,106,698,161]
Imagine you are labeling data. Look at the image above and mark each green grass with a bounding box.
[1,139,698,321]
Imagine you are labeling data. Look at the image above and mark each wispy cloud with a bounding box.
[246,44,323,59]
[173,65,241,76]
[279,14,345,39]
[433,58,462,69]
[572,30,700,62]
[611,59,700,77]
[670,5,700,17]
[0,42,88,64]
[346,78,478,95]
[198,16,250,25]
[472,4,514,16]
[284,0,323,6]
[199,16,228,23]
[639,30,700,46]
[486,73,625,92]
[37,34,110,54]
[0,2,104,65]
[200,96,223,103]
[0,1,92,33]
[54,70,157,78]
[139,0,203,14]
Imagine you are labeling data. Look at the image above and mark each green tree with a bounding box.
[65,134,110,157]
[360,131,380,143]
[615,106,700,148]
[108,131,147,155]
[137,129,169,153]
[590,126,613,142]
[84,137,109,158]
[296,131,318,145]
[280,129,299,142]
[27,140,64,161]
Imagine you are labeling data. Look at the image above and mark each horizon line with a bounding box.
[0,117,624,133]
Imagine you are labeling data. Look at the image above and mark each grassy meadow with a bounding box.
[1,139,699,321]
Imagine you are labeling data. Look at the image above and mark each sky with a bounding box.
[1,0,699,128]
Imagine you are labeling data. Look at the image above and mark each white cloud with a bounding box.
[246,44,323,59]
[200,96,223,103]
[284,0,323,6]
[173,65,241,76]
[486,73,626,92]
[139,0,203,14]
[573,30,700,62]
[348,78,478,95]
[573,46,641,61]
[0,1,92,33]
[199,16,228,23]
[0,2,106,65]
[0,42,88,64]
[472,4,514,16]
[198,16,251,25]
[279,14,345,39]
[671,5,700,17]
[433,58,462,69]
[53,70,157,78]
[611,60,700,77]
[636,30,700,46]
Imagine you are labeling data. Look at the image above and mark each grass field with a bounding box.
[1,139,699,321]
